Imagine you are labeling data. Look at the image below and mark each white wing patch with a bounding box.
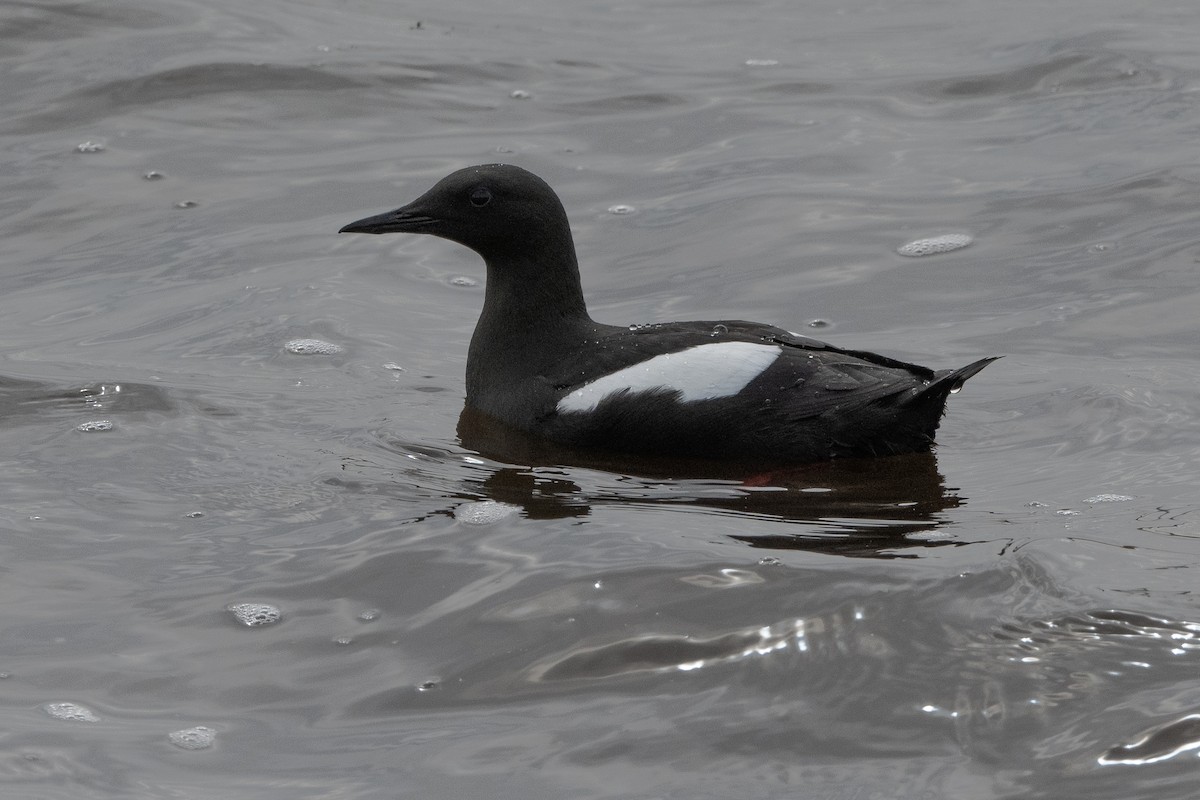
[556,341,780,414]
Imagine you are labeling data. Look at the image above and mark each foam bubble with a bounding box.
[284,338,343,355]
[227,602,282,627]
[1085,494,1134,503]
[897,234,973,257]
[454,500,520,525]
[76,420,114,432]
[169,726,217,750]
[44,702,99,722]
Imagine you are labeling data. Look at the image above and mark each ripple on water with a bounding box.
[528,613,867,682]
[1100,714,1200,765]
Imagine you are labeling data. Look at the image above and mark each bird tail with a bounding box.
[917,356,1001,403]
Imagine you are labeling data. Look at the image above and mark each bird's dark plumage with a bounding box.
[340,164,997,464]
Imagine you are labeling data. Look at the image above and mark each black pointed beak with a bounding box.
[339,205,436,235]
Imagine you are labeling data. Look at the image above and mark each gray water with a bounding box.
[3,1,1200,797]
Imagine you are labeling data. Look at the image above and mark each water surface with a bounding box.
[3,1,1200,797]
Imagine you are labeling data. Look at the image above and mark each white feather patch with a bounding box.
[556,341,780,414]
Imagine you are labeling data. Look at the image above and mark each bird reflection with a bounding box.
[458,407,967,557]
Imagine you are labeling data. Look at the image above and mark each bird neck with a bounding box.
[477,246,592,336]
[465,246,595,415]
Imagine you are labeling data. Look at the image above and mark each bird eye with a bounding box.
[469,187,492,207]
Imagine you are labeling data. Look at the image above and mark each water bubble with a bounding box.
[607,204,635,215]
[226,602,282,627]
[510,89,532,99]
[174,200,198,209]
[711,324,729,337]
[896,234,972,257]
[1056,509,1081,517]
[454,500,519,525]
[758,556,782,566]
[75,141,105,153]
[332,635,354,646]
[43,702,99,722]
[382,362,405,372]
[1087,242,1115,254]
[448,275,478,287]
[284,338,343,355]
[745,59,780,66]
[357,608,381,622]
[142,170,164,180]
[169,726,216,750]
[76,420,113,432]
[184,511,204,519]
[807,319,830,329]
[417,680,439,692]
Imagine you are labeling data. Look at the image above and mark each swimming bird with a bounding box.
[340,164,997,464]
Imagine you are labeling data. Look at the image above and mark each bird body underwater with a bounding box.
[340,164,998,464]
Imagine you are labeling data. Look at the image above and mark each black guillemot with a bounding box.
[340,164,997,463]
